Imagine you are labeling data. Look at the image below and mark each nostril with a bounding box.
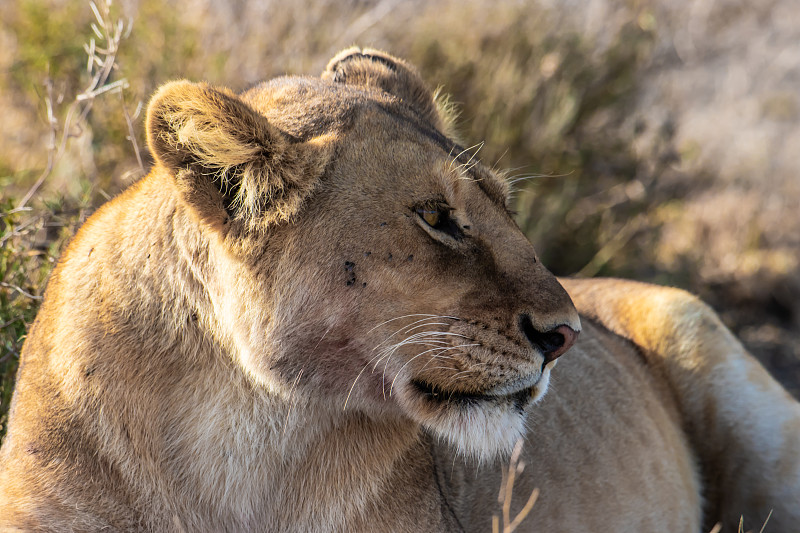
[538,330,566,354]
[519,315,578,365]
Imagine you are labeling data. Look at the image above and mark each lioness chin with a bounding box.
[1,48,798,533]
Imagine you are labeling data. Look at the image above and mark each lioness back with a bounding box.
[1,48,798,533]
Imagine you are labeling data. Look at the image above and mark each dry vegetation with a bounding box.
[1,0,799,443]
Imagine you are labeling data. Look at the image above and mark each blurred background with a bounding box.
[1,0,799,440]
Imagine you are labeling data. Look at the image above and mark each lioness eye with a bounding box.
[417,208,441,228]
[414,205,464,241]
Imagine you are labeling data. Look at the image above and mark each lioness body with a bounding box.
[1,49,798,532]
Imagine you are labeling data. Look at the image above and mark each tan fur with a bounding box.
[1,48,798,532]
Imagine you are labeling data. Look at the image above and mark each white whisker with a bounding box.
[371,315,459,352]
[367,313,441,335]
[389,343,479,396]
[448,141,484,172]
[345,314,466,409]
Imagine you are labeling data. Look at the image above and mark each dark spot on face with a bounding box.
[344,261,357,285]
[380,222,387,227]
[362,282,367,287]
[88,247,94,257]
[146,253,151,259]
[346,271,357,286]
[84,367,95,377]
[463,225,470,230]
[407,254,414,262]
[387,253,393,261]
[364,251,371,257]
[190,312,198,322]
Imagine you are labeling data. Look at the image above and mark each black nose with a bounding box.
[518,314,578,365]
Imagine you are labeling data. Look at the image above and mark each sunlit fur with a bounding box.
[1,48,798,533]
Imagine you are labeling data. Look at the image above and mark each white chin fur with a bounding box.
[397,366,553,462]
[530,365,551,403]
[424,402,528,462]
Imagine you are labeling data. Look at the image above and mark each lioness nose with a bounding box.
[519,315,578,365]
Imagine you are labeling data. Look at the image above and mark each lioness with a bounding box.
[1,48,798,532]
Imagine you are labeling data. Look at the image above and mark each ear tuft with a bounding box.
[145,81,329,228]
[322,47,457,136]
[146,80,290,181]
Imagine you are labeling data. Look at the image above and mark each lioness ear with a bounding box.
[146,80,327,229]
[322,47,457,137]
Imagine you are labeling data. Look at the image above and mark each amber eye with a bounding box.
[417,208,441,228]
[415,204,464,241]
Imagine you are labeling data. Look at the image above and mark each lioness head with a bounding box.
[145,48,580,459]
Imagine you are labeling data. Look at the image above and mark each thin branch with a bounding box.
[0,213,46,247]
[506,488,539,532]
[493,439,539,533]
[0,207,33,218]
[577,213,647,278]
[121,95,145,177]
[0,349,18,365]
[332,0,408,53]
[0,282,42,301]
[16,0,132,210]
[17,78,58,209]
[76,78,128,100]
[0,318,22,331]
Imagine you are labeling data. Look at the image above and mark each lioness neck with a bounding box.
[4,170,450,531]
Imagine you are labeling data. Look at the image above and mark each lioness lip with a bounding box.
[410,379,534,410]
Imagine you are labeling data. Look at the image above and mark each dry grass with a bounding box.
[492,439,540,533]
[1,0,799,444]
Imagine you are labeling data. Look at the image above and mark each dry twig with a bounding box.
[492,439,540,533]
[0,283,42,301]
[17,0,134,209]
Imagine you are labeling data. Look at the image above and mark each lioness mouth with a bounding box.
[411,379,533,412]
